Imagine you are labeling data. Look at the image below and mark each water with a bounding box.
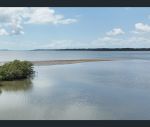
[1,51,150,61]
[0,51,150,120]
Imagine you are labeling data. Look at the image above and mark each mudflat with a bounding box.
[31,59,112,66]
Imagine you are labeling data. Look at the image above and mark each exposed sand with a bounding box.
[0,59,112,66]
[31,59,112,66]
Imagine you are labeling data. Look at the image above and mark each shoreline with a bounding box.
[0,59,112,66]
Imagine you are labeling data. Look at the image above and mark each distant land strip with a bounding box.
[1,48,150,51]
[31,48,150,51]
[0,59,112,66]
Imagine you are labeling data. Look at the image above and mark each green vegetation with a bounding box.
[0,60,34,81]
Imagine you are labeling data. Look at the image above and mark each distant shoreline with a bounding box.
[2,48,150,51]
[31,48,150,51]
[0,59,112,66]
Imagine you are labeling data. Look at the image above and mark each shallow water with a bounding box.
[1,51,150,61]
[0,51,150,119]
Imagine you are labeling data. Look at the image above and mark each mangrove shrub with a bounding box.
[0,60,34,81]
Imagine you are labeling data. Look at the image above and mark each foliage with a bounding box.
[0,60,34,81]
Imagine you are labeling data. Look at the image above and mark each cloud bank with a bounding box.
[0,7,77,36]
[0,8,150,49]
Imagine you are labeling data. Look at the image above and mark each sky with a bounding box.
[0,7,150,50]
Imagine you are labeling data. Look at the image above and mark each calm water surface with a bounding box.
[1,51,150,61]
[0,51,150,120]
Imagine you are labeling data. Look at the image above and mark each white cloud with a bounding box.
[0,7,25,35]
[55,18,77,25]
[2,33,150,49]
[91,33,150,48]
[0,27,9,36]
[90,22,150,48]
[39,23,150,49]
[0,7,77,36]
[41,40,74,49]
[10,17,24,35]
[41,40,89,49]
[106,28,125,36]
[40,37,127,49]
[91,36,124,48]
[134,23,150,33]
[24,8,77,25]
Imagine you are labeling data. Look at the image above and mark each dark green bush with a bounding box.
[0,60,34,81]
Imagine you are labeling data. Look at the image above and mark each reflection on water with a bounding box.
[0,79,33,93]
[1,51,150,119]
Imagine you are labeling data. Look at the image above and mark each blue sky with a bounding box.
[0,7,150,50]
